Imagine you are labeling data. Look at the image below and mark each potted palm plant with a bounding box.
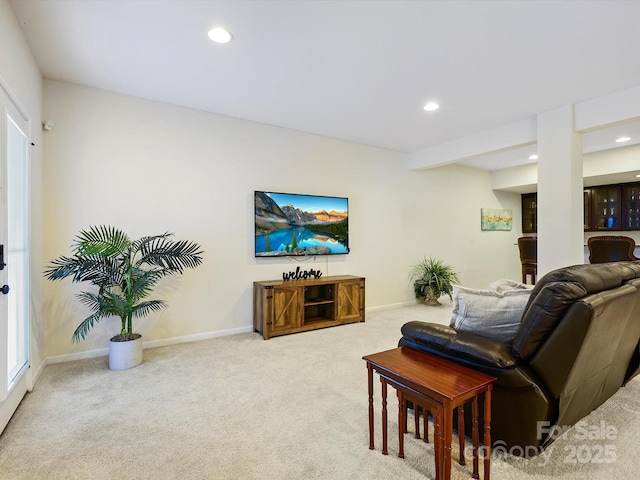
[409,256,459,306]
[44,225,203,370]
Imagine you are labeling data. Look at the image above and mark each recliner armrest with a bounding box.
[400,321,518,369]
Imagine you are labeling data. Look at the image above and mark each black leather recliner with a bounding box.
[398,261,640,455]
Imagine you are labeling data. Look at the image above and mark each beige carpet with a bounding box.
[1,303,639,479]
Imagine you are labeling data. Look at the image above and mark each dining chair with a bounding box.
[587,235,639,263]
[517,236,537,285]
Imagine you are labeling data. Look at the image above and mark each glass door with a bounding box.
[593,186,621,230]
[521,193,537,233]
[0,85,31,433]
[583,189,592,230]
[625,184,640,230]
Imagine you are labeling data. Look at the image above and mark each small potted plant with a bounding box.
[44,225,203,370]
[409,256,459,306]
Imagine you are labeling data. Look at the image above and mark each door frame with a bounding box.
[0,76,32,434]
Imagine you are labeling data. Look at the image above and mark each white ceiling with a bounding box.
[10,0,640,171]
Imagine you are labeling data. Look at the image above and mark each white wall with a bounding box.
[42,80,522,359]
[0,0,44,380]
[403,163,523,288]
[583,144,640,179]
[491,143,640,193]
[491,143,640,255]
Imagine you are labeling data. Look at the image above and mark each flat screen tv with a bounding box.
[254,191,349,257]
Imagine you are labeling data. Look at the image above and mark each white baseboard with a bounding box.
[27,358,47,391]
[46,304,419,365]
[365,301,416,312]
[46,325,255,365]
[142,325,254,349]
[47,347,108,364]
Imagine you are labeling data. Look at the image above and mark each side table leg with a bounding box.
[433,408,442,480]
[483,388,492,480]
[424,408,429,443]
[458,404,466,466]
[415,405,421,439]
[443,405,453,480]
[367,363,374,450]
[403,401,408,434]
[472,396,479,479]
[397,390,405,459]
[381,377,388,455]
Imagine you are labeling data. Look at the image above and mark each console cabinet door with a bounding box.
[337,280,364,322]
[271,286,302,334]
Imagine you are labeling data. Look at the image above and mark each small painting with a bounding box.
[481,208,513,231]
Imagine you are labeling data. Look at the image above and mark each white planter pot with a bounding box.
[109,336,143,370]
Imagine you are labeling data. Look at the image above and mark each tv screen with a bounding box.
[255,191,349,257]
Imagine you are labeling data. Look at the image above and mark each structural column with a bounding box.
[536,105,584,276]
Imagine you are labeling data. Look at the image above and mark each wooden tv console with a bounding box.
[253,275,365,339]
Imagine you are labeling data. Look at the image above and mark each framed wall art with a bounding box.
[481,208,513,231]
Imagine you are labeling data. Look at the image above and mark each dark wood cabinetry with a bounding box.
[522,181,640,233]
[522,193,537,233]
[625,184,640,229]
[253,275,365,339]
[591,186,622,230]
[583,189,592,230]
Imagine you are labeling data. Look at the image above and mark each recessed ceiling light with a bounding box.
[208,27,232,44]
[423,102,440,112]
[615,136,631,143]
[529,154,538,160]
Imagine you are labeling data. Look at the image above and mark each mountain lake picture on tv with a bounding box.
[254,191,349,257]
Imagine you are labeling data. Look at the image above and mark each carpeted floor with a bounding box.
[0,303,638,479]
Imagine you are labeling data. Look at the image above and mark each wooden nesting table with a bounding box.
[363,347,496,480]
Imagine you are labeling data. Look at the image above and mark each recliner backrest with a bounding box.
[514,262,640,432]
[555,283,639,427]
[512,281,587,360]
[512,262,640,361]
